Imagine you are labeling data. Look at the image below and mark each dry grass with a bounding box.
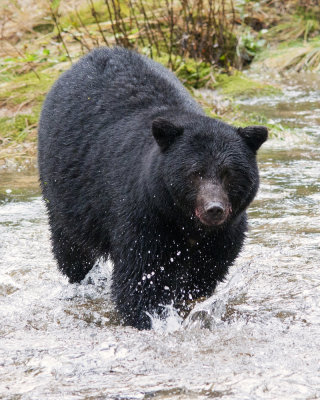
[0,0,319,167]
[258,41,320,72]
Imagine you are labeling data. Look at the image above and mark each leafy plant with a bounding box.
[237,29,265,66]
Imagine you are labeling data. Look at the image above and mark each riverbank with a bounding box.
[1,0,319,170]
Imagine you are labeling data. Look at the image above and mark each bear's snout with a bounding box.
[205,201,225,219]
[195,202,229,226]
[195,181,230,226]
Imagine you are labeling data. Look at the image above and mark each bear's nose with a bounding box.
[205,202,225,218]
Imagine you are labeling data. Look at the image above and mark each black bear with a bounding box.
[38,47,267,329]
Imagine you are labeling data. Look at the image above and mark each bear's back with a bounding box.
[41,48,202,130]
[38,47,204,170]
[83,47,203,114]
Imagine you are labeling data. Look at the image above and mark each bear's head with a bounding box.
[152,115,268,229]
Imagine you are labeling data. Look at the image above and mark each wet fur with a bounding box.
[38,47,265,329]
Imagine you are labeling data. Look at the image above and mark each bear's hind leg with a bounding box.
[51,226,97,283]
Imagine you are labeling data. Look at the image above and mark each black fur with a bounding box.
[38,47,267,329]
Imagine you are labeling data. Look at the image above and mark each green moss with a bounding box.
[0,63,61,151]
[0,117,10,135]
[0,68,58,108]
[0,113,38,144]
[0,49,57,84]
[213,72,281,99]
[175,60,211,89]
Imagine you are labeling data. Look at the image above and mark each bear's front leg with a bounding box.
[110,237,174,329]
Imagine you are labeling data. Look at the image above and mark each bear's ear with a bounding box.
[237,125,268,152]
[152,118,184,151]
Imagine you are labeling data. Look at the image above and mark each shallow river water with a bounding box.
[1,74,320,399]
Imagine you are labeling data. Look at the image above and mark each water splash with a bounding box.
[1,73,320,399]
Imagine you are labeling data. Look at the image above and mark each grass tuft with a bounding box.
[213,72,281,98]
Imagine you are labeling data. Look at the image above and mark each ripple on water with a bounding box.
[1,76,320,399]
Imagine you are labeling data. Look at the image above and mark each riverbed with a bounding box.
[1,74,319,399]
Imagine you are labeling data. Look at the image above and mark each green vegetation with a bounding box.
[254,0,320,71]
[59,0,109,28]
[174,60,212,89]
[0,114,38,143]
[0,0,319,167]
[213,72,281,98]
[194,84,287,139]
[0,68,57,108]
[0,63,63,148]
[255,38,320,72]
